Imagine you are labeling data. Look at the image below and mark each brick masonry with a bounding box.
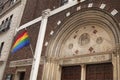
[3,0,120,80]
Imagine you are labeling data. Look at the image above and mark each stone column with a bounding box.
[117,44,120,80]
[42,57,60,80]
[112,44,120,80]
[118,55,120,80]
[112,54,118,80]
[81,64,86,80]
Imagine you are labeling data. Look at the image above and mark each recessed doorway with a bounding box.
[18,72,25,80]
[15,71,25,80]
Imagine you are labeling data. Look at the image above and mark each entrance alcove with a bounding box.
[42,9,120,80]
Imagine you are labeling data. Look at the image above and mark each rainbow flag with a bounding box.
[11,30,30,54]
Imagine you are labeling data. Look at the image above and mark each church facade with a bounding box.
[2,0,120,80]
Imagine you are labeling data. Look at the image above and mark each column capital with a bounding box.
[81,64,86,67]
[42,9,51,18]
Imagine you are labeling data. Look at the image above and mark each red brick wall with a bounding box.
[3,0,120,80]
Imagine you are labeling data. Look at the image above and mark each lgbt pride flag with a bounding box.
[11,30,30,54]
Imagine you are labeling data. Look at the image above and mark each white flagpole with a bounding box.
[29,44,34,57]
[29,9,50,80]
[25,28,34,57]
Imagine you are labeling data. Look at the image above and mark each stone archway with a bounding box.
[42,10,120,80]
[47,10,119,58]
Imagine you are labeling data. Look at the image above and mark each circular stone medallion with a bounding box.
[96,37,103,44]
[78,33,90,46]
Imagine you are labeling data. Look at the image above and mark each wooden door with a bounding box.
[61,65,81,80]
[86,63,113,80]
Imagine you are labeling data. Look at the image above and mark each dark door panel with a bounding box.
[61,65,81,80]
[86,63,113,80]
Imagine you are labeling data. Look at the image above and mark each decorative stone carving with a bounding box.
[42,9,51,18]
[96,37,103,44]
[89,47,94,52]
[78,33,90,46]
[68,43,73,49]
[93,30,97,34]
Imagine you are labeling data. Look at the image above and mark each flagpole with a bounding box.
[29,9,50,80]
[24,28,35,57]
[29,44,34,58]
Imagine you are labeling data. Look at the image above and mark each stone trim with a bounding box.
[9,57,45,67]
[58,53,112,66]
[9,58,33,67]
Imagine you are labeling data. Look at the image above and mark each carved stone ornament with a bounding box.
[96,37,103,44]
[42,9,51,18]
[78,33,90,46]
[68,43,73,49]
